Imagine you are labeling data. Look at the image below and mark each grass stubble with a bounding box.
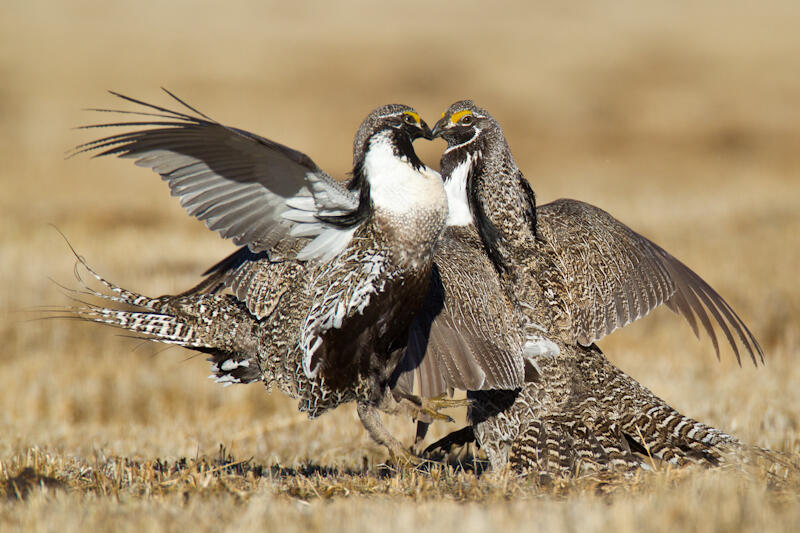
[2,1,800,531]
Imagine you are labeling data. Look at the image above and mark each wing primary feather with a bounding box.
[161,87,216,122]
[74,93,363,253]
[691,273,762,365]
[713,294,764,364]
[666,287,701,339]
[682,281,723,360]
[107,90,203,122]
[689,281,741,365]
[81,108,187,120]
[676,260,763,364]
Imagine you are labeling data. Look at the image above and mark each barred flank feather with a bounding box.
[468,345,766,478]
[509,416,641,478]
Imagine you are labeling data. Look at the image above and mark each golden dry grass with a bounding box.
[2,1,800,531]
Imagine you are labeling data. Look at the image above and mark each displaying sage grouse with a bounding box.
[66,91,455,459]
[399,100,776,478]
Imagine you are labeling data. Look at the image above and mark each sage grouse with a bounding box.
[67,91,456,459]
[399,100,773,478]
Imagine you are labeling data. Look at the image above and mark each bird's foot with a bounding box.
[402,394,473,424]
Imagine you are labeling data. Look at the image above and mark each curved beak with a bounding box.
[431,116,449,138]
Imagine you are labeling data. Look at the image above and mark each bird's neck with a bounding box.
[362,133,447,270]
[452,146,538,272]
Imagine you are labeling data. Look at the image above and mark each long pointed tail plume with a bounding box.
[53,245,262,387]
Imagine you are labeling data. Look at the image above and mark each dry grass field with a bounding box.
[2,1,800,531]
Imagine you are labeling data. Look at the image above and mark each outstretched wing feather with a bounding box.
[74,90,358,252]
[537,199,763,365]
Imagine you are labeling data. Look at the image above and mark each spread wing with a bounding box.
[73,89,358,256]
[393,226,527,398]
[537,199,763,365]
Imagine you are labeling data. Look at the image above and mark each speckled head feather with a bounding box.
[352,104,425,166]
[315,104,431,229]
[432,100,500,158]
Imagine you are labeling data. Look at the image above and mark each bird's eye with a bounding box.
[460,115,474,126]
[403,113,417,125]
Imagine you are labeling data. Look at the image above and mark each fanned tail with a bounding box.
[54,251,262,387]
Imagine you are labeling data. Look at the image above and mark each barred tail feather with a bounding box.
[67,243,169,312]
[593,359,797,478]
[61,255,263,387]
[633,412,800,480]
[617,404,738,468]
[75,304,205,347]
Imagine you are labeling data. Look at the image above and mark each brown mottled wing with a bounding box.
[180,241,307,320]
[394,226,525,398]
[536,199,763,365]
[73,90,356,252]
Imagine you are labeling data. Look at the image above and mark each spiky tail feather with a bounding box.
[470,346,794,479]
[577,357,743,471]
[59,254,262,387]
[503,407,798,480]
[585,352,800,478]
[717,444,800,483]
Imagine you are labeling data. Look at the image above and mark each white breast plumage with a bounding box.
[364,132,443,215]
[444,152,479,227]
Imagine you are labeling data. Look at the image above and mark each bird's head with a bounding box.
[431,100,498,161]
[352,104,432,168]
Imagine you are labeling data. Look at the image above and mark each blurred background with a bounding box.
[1,0,799,465]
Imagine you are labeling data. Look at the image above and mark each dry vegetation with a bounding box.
[2,1,800,531]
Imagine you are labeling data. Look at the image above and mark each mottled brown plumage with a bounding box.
[394,225,527,398]
[64,93,452,459]
[408,100,778,478]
